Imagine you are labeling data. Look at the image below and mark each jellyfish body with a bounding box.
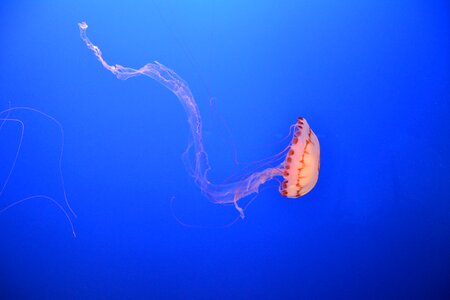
[280,118,320,198]
[78,22,320,216]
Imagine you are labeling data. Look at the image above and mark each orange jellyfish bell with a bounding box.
[280,118,320,198]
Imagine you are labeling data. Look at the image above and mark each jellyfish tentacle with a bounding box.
[0,118,24,198]
[0,107,76,236]
[0,195,76,237]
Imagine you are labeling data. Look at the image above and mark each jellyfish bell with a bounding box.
[280,117,320,198]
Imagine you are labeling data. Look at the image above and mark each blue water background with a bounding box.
[0,1,449,299]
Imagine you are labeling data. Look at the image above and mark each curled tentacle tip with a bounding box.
[78,22,88,30]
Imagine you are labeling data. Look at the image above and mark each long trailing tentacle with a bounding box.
[0,106,76,236]
[79,22,284,217]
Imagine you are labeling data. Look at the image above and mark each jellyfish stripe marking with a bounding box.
[281,118,320,198]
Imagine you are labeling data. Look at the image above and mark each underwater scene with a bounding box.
[0,0,449,299]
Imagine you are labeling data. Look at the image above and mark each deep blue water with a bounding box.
[0,1,449,299]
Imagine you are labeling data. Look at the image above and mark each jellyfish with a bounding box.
[78,22,320,217]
